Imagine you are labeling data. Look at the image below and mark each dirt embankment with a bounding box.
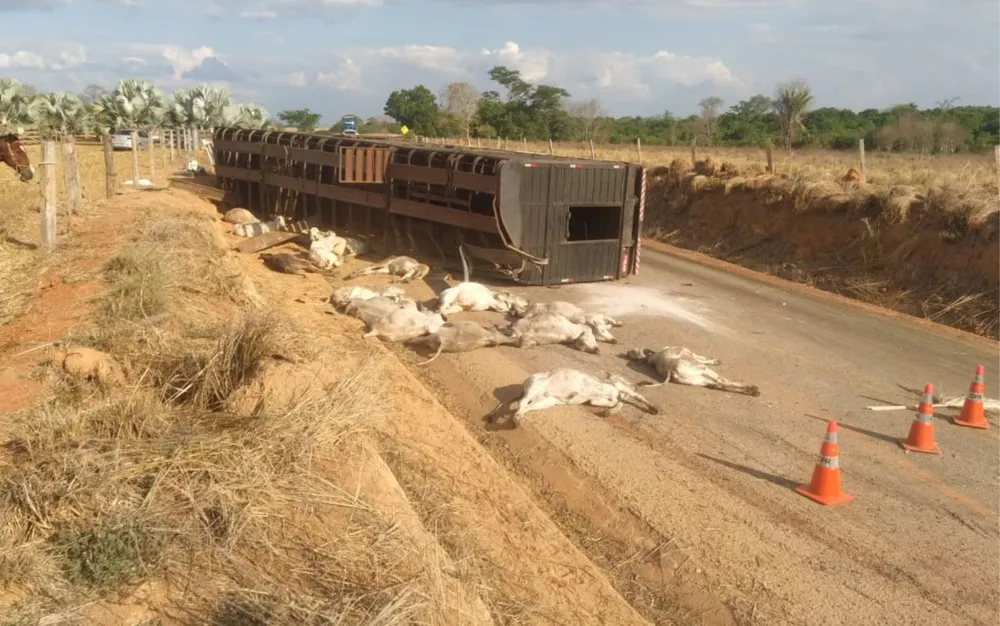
[0,187,648,625]
[644,159,1000,340]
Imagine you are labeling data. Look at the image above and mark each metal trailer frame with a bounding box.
[212,127,645,285]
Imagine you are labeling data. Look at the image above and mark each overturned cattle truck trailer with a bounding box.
[212,128,646,284]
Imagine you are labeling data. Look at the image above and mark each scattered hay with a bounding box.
[0,240,41,325]
[97,244,174,322]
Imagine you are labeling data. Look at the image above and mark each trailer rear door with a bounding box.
[543,203,623,283]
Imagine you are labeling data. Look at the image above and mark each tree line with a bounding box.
[355,67,998,153]
[0,77,272,140]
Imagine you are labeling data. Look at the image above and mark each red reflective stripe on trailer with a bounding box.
[635,168,647,275]
[603,275,613,280]
[524,163,537,167]
[560,278,574,283]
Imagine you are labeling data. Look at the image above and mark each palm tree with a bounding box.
[772,80,814,150]
[33,92,92,138]
[222,103,273,129]
[34,92,91,214]
[0,77,39,133]
[91,79,165,183]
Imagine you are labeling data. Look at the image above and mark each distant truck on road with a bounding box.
[341,116,358,136]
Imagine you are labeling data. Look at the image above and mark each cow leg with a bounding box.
[405,217,417,252]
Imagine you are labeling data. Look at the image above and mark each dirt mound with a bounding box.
[644,162,1000,339]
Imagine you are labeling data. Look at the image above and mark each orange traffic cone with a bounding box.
[795,420,853,505]
[953,365,989,430]
[900,383,941,454]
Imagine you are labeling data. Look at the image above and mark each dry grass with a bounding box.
[446,137,999,197]
[0,206,429,625]
[0,141,202,326]
[0,348,417,624]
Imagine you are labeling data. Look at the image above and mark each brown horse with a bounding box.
[0,134,33,182]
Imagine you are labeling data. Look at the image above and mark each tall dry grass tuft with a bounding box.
[0,331,421,624]
[151,309,303,410]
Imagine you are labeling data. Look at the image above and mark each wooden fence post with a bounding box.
[504,137,509,151]
[589,139,595,159]
[691,138,697,165]
[40,139,57,249]
[858,139,867,182]
[103,132,116,199]
[148,129,156,182]
[168,129,175,162]
[476,137,481,148]
[130,131,140,184]
[636,138,643,164]
[548,138,553,155]
[765,141,774,173]
[60,134,80,217]
[994,145,1000,190]
[522,137,527,151]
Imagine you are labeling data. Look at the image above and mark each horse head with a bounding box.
[0,134,34,182]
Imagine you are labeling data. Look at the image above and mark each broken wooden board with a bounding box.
[235,230,303,254]
[168,175,226,202]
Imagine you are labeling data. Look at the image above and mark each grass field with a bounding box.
[440,137,1000,195]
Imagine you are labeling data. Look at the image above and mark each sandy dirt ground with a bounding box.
[360,243,999,625]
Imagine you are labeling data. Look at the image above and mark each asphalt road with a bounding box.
[395,246,999,625]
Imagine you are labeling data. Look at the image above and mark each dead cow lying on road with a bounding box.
[363,306,446,342]
[436,245,529,316]
[504,311,601,354]
[346,256,429,283]
[437,282,527,316]
[489,368,658,427]
[626,346,760,396]
[342,296,417,327]
[330,285,407,308]
[406,320,518,365]
[514,300,623,343]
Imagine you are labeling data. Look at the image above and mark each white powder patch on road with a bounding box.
[573,283,723,332]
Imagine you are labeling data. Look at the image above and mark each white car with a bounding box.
[110,129,150,150]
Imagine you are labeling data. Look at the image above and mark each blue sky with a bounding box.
[0,0,997,125]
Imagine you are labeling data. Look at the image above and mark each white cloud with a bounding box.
[0,51,45,69]
[316,58,364,91]
[157,45,217,79]
[281,40,739,106]
[239,10,277,18]
[255,30,286,45]
[284,71,308,86]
